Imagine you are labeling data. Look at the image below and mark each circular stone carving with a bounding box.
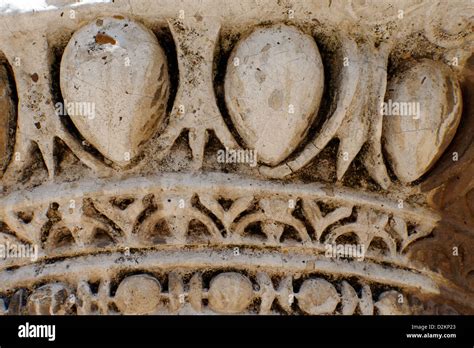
[296,278,339,315]
[425,1,474,48]
[60,17,169,167]
[115,274,161,314]
[27,283,72,315]
[208,272,253,314]
[225,24,324,166]
[374,290,412,315]
[383,59,462,183]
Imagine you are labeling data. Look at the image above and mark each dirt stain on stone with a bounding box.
[261,43,271,52]
[255,68,266,84]
[268,89,283,110]
[95,33,116,45]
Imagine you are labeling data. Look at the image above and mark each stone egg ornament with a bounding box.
[60,17,169,167]
[208,272,254,314]
[225,24,324,166]
[296,278,340,315]
[114,274,161,314]
[383,59,462,183]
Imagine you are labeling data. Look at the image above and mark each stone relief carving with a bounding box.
[60,16,170,167]
[0,0,472,315]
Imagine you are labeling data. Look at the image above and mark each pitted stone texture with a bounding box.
[383,59,462,183]
[60,17,169,167]
[225,24,324,166]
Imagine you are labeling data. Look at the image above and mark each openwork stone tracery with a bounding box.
[0,0,473,315]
